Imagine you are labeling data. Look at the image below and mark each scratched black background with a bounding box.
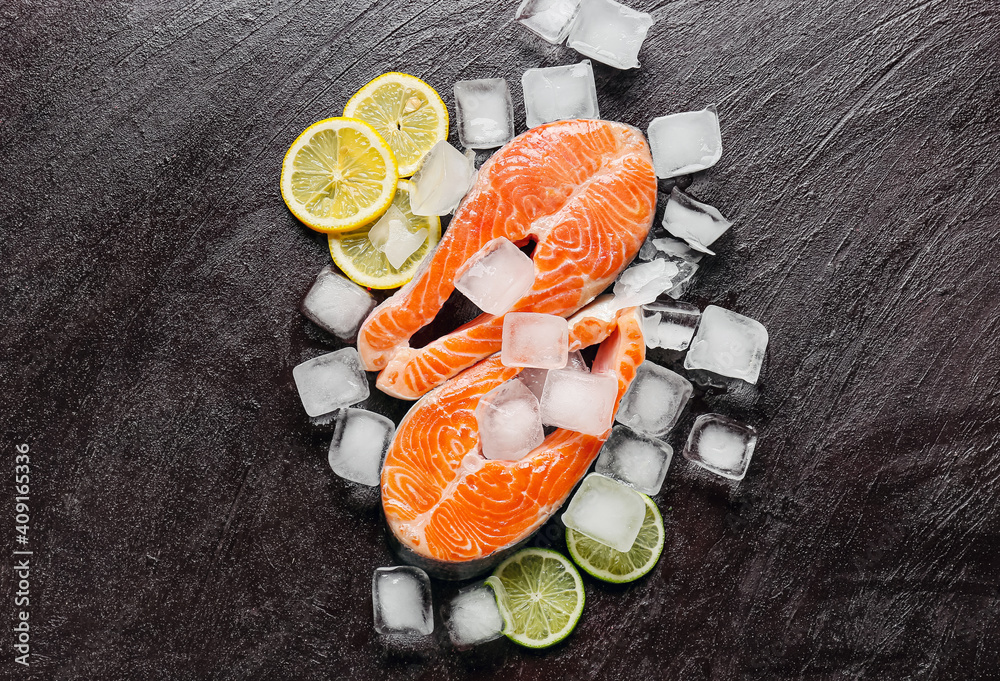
[2,1,999,679]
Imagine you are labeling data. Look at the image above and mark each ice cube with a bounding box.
[301,265,377,341]
[640,298,700,351]
[410,141,477,216]
[367,204,429,269]
[596,425,673,495]
[515,0,580,43]
[454,237,535,315]
[501,312,569,369]
[328,408,395,486]
[539,368,618,435]
[652,236,705,265]
[454,79,515,149]
[566,0,654,70]
[445,583,505,648]
[566,349,589,372]
[647,107,723,178]
[292,348,369,418]
[612,258,690,308]
[683,413,757,480]
[372,566,433,636]
[662,188,732,255]
[561,473,646,552]
[521,60,600,129]
[516,367,548,401]
[615,361,692,437]
[475,380,545,461]
[684,305,768,384]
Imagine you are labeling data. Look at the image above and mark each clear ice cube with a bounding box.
[445,583,505,648]
[516,349,587,400]
[596,424,673,495]
[615,360,692,437]
[292,348,369,418]
[521,60,600,129]
[301,265,376,341]
[662,187,732,255]
[328,408,395,486]
[475,379,545,461]
[515,0,581,43]
[454,79,515,149]
[410,141,477,216]
[561,473,646,552]
[612,258,690,308]
[640,297,700,351]
[566,0,654,70]
[684,305,768,384]
[647,107,723,178]
[501,312,569,369]
[368,204,429,269]
[372,566,433,636]
[454,237,535,315]
[683,413,757,480]
[539,368,618,435]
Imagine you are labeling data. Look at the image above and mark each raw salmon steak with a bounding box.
[358,119,657,400]
[381,304,645,579]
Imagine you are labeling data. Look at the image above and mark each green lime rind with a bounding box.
[490,548,585,649]
[566,494,664,584]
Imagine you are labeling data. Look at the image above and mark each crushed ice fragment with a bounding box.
[647,107,723,178]
[615,360,692,438]
[566,0,654,70]
[328,408,395,486]
[454,79,515,149]
[684,305,768,384]
[300,265,376,341]
[521,60,600,129]
[683,413,757,480]
[372,566,434,636]
[596,425,673,495]
[561,473,646,552]
[454,237,535,315]
[662,187,732,254]
[475,380,545,461]
[539,368,618,435]
[640,298,700,351]
[292,348,369,418]
[445,583,505,648]
[501,312,569,369]
[515,0,581,44]
[613,258,691,308]
[410,141,477,216]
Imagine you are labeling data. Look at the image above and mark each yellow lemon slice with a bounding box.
[281,117,397,233]
[343,73,449,177]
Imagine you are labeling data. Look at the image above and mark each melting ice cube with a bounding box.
[684,305,768,384]
[612,258,689,308]
[647,107,723,178]
[596,425,673,495]
[539,368,618,435]
[372,566,434,636]
[454,79,515,149]
[615,360,692,438]
[475,379,545,461]
[662,187,732,255]
[454,237,535,315]
[521,60,600,129]
[566,0,654,70]
[561,473,646,552]
[368,205,429,269]
[683,413,757,480]
[445,583,505,648]
[410,141,477,216]
[301,265,376,341]
[517,349,587,400]
[640,297,700,351]
[515,0,581,43]
[292,348,369,418]
[501,312,569,369]
[328,408,395,486]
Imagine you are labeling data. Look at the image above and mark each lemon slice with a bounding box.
[281,117,398,234]
[344,73,449,177]
[328,180,440,289]
[566,493,665,583]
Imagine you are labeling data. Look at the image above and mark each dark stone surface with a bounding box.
[2,0,999,679]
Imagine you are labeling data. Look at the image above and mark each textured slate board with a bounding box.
[2,0,999,679]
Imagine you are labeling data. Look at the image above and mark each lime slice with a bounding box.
[328,180,440,289]
[280,117,398,233]
[344,72,449,177]
[490,548,585,648]
[566,493,664,583]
